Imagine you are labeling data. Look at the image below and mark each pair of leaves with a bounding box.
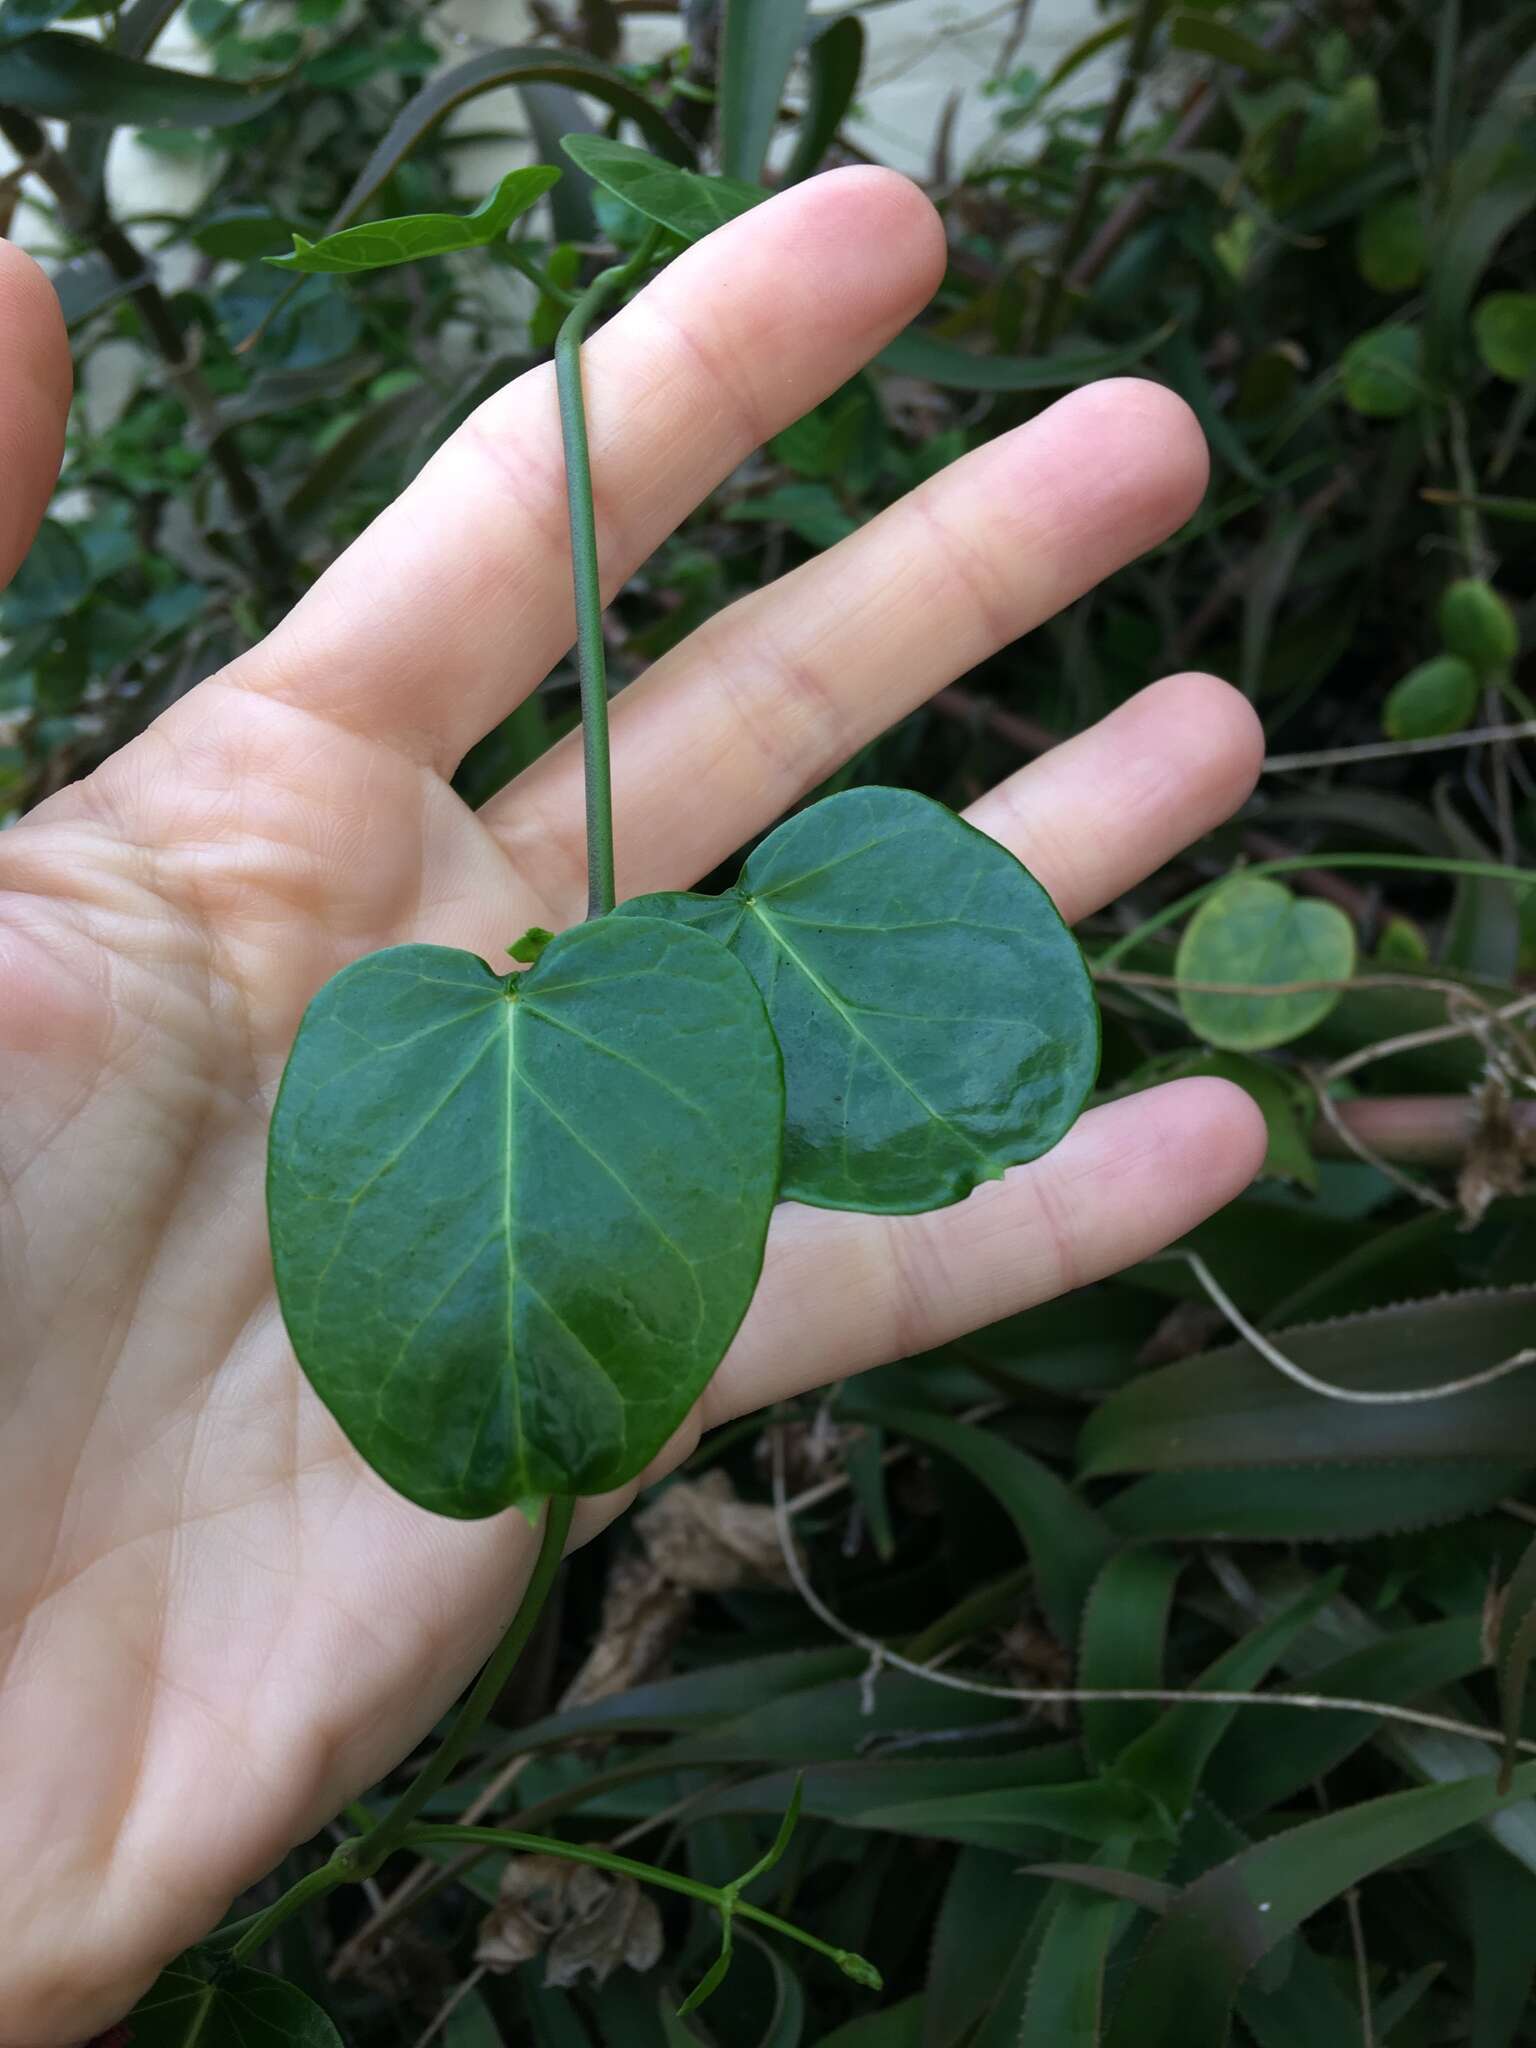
[270,790,1098,1516]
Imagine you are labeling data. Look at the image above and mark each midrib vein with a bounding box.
[748,903,989,1161]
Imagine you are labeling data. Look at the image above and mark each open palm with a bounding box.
[0,172,1265,2044]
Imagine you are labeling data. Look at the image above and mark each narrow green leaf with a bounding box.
[0,31,284,122]
[1102,1463,1526,1542]
[820,1996,925,2048]
[1111,1576,1342,1821]
[1020,1839,1172,2048]
[924,1850,1042,2048]
[862,1778,1175,1852]
[1205,1617,1486,1818]
[785,12,864,183]
[1456,1841,1536,2048]
[268,922,783,1516]
[0,0,78,46]
[124,1961,343,2044]
[851,1403,1112,1645]
[315,45,689,263]
[620,787,1099,1215]
[1168,9,1298,76]
[1141,1271,1536,1400]
[1497,1533,1536,1790]
[1175,874,1355,1051]
[269,166,560,274]
[877,320,1175,393]
[1078,1551,1184,1766]
[562,133,765,243]
[1104,1757,1536,2048]
[719,0,810,183]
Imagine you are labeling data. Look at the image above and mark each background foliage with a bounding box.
[4,0,1536,2042]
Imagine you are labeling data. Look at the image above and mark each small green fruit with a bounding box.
[1437,578,1519,671]
[1382,655,1479,741]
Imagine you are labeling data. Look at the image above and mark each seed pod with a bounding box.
[1382,655,1478,741]
[1437,578,1519,671]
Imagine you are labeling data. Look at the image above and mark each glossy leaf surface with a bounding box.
[719,0,810,183]
[123,1961,342,2045]
[268,920,782,1517]
[619,788,1098,1213]
[1175,873,1355,1050]
[269,166,560,273]
[561,133,764,242]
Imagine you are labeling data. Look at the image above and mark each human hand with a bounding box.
[0,172,1264,2042]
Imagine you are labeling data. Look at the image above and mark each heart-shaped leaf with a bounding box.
[561,132,766,242]
[1175,874,1356,1050]
[618,787,1099,1213]
[122,1960,342,2044]
[268,165,561,274]
[268,919,782,1517]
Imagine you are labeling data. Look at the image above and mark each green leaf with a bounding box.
[444,1987,504,2048]
[0,31,283,122]
[719,0,810,183]
[0,0,77,46]
[861,1777,1175,1852]
[1497,1532,1536,1790]
[1175,875,1355,1051]
[876,320,1174,393]
[725,484,858,550]
[819,1996,924,2048]
[1205,1617,1487,1820]
[1339,323,1425,417]
[1104,1757,1536,2048]
[854,1403,1112,1646]
[2,516,88,630]
[1111,1576,1341,1822]
[267,922,782,1516]
[1103,1463,1527,1542]
[1438,578,1519,669]
[1457,1840,1536,2048]
[925,1850,1042,2048]
[1082,1289,1536,1477]
[123,1960,343,2044]
[561,133,765,243]
[1078,1551,1184,1766]
[269,166,561,274]
[785,13,864,184]
[1356,190,1428,291]
[192,207,299,259]
[619,787,1099,1214]
[1168,9,1298,77]
[1473,291,1536,382]
[1383,654,1479,739]
[310,48,688,279]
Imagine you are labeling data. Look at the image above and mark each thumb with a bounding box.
[0,237,71,587]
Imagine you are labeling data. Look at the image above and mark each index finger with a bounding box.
[0,240,71,587]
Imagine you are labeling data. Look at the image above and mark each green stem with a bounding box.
[401,1823,879,1986]
[554,224,666,920]
[228,1494,575,1963]
[1028,0,1164,350]
[505,242,579,308]
[1094,853,1536,973]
